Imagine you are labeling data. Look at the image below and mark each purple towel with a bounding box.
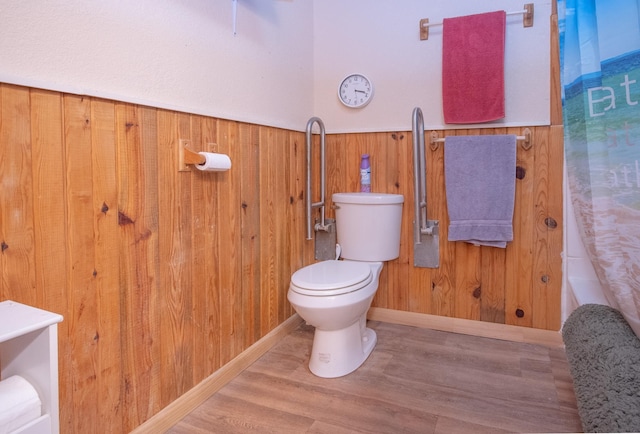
[444,135,516,248]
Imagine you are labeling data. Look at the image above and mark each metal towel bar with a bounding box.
[429,128,532,151]
[419,4,534,40]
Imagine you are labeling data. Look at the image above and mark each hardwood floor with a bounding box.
[168,320,582,433]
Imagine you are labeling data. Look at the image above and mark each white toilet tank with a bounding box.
[332,192,404,261]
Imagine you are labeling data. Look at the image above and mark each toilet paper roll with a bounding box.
[0,375,42,433]
[195,152,232,172]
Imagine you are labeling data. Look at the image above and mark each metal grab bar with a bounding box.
[412,108,429,241]
[412,107,439,268]
[306,117,326,240]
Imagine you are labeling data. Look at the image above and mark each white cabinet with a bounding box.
[0,301,63,434]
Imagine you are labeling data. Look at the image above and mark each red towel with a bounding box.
[442,11,506,124]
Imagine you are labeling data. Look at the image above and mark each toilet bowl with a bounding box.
[289,260,382,378]
[288,192,403,378]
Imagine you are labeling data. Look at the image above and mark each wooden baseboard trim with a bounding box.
[131,313,304,434]
[368,307,564,348]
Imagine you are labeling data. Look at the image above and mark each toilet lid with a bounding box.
[290,261,372,296]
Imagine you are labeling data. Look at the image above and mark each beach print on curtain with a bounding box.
[559,0,640,337]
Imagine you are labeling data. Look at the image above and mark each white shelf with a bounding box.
[0,300,63,434]
[0,302,63,343]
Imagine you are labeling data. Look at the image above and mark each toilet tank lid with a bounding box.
[332,192,404,205]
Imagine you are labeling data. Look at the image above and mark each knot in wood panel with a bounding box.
[118,211,134,225]
[545,217,558,229]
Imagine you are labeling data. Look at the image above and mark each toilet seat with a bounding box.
[290,261,372,296]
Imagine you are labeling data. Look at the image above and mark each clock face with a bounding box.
[338,74,373,108]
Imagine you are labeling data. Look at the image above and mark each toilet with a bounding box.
[288,192,404,378]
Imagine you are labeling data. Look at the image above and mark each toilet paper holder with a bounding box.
[179,139,206,171]
[179,139,231,172]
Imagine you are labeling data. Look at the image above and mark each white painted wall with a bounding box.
[313,0,552,133]
[0,0,314,131]
[0,0,550,133]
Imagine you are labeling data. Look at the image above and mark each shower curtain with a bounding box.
[559,0,640,337]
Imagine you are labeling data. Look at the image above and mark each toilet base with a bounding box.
[308,316,377,378]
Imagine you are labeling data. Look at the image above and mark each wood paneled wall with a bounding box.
[320,126,563,329]
[0,84,311,432]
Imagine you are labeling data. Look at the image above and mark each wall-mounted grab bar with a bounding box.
[306,117,326,240]
[412,108,428,240]
[412,107,439,268]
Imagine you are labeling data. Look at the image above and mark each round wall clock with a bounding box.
[338,73,374,108]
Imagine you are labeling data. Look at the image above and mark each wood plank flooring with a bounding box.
[168,321,582,433]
